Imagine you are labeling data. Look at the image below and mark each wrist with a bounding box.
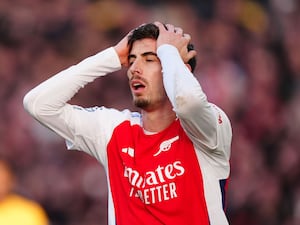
[113,46,128,67]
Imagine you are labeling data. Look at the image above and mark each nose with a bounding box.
[129,59,142,76]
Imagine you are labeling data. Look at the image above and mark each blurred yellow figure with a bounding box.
[0,159,49,225]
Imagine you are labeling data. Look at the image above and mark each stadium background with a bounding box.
[0,0,299,224]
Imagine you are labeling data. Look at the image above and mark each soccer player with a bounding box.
[23,21,232,225]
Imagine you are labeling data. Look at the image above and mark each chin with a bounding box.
[133,98,150,109]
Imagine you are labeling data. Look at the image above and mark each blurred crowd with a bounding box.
[0,0,299,224]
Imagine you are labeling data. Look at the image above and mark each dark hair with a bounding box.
[128,23,197,72]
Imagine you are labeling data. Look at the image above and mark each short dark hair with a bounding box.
[128,23,197,72]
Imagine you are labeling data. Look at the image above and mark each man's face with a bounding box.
[127,38,168,111]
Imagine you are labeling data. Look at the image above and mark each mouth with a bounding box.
[131,80,146,94]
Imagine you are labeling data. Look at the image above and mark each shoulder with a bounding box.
[74,106,142,127]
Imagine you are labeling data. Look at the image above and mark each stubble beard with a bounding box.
[133,97,150,109]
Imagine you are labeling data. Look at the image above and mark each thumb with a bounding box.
[184,50,197,63]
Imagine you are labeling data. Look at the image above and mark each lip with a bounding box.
[130,79,146,95]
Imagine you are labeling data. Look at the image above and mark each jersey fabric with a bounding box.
[23,45,232,225]
[107,118,209,225]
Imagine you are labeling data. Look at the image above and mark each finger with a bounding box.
[174,27,183,35]
[154,21,165,29]
[183,33,191,41]
[187,50,197,59]
[165,23,175,32]
[154,21,169,34]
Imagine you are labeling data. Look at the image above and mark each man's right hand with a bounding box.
[114,31,131,68]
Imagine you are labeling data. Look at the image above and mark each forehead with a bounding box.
[130,38,157,55]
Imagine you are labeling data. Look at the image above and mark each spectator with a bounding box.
[0,158,49,225]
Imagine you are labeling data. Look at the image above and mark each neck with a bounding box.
[141,103,176,133]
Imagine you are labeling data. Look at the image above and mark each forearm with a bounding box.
[23,47,122,144]
[23,47,121,120]
[157,44,219,148]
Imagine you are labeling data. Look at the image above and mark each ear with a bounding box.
[185,63,192,72]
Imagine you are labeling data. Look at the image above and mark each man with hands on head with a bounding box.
[24,21,232,225]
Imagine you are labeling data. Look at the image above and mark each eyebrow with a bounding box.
[128,51,158,60]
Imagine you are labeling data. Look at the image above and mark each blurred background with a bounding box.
[0,0,299,224]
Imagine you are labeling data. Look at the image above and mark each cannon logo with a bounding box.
[153,136,179,156]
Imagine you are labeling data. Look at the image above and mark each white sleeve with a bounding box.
[157,44,231,159]
[23,47,122,163]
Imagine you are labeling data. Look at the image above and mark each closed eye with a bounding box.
[128,55,136,66]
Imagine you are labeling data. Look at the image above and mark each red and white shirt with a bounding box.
[24,45,232,225]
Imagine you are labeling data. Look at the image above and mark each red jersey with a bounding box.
[107,119,209,225]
